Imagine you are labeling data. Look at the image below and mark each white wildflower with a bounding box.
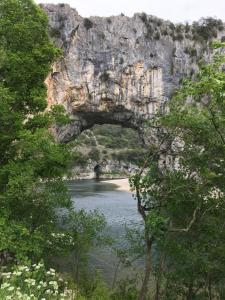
[1,282,10,289]
[49,268,55,273]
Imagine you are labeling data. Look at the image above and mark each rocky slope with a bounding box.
[71,124,145,179]
[41,3,225,143]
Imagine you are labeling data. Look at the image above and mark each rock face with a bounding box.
[42,4,225,142]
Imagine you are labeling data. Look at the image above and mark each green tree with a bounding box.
[62,209,110,282]
[131,42,225,299]
[0,0,72,262]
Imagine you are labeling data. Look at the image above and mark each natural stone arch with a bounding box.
[46,63,165,143]
[42,3,220,142]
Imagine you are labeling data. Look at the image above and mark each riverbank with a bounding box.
[102,178,132,192]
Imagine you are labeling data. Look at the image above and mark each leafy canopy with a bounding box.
[0,0,72,261]
[131,42,225,298]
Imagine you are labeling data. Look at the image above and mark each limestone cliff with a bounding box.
[41,4,225,142]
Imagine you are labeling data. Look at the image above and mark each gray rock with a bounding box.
[41,4,225,142]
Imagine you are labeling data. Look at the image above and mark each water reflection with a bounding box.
[66,179,143,282]
[67,179,141,227]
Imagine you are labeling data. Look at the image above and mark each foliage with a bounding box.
[184,46,197,57]
[99,71,110,82]
[0,0,73,262]
[83,18,93,30]
[62,210,110,282]
[192,18,224,41]
[131,42,225,299]
[139,13,154,39]
[75,124,146,169]
[0,262,82,299]
[88,148,100,162]
[49,27,61,39]
[111,277,139,300]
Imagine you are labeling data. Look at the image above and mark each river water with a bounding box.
[67,179,143,283]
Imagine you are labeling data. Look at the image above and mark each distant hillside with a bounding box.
[71,125,147,178]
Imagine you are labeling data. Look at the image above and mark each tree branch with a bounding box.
[208,107,225,145]
[169,206,200,233]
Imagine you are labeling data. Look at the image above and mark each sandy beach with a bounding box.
[103,178,132,192]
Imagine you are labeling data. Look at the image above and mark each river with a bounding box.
[66,179,143,283]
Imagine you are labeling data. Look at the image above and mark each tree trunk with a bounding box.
[138,232,153,300]
[208,278,212,300]
[112,260,121,289]
[187,282,194,300]
[154,254,164,300]
[154,278,160,300]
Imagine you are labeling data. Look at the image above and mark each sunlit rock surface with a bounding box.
[42,4,224,142]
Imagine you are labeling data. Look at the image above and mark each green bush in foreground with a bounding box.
[0,262,84,299]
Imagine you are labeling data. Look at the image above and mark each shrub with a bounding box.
[185,22,190,33]
[99,71,110,82]
[192,18,224,41]
[175,24,184,33]
[184,46,197,57]
[111,149,145,165]
[139,13,154,39]
[174,33,184,41]
[185,33,192,39]
[58,14,66,23]
[162,29,168,36]
[169,23,175,30]
[172,47,176,57]
[72,151,88,167]
[139,12,147,24]
[119,57,124,64]
[83,18,93,30]
[154,31,160,40]
[145,25,154,39]
[157,19,163,26]
[88,148,100,161]
[49,27,61,38]
[0,262,80,299]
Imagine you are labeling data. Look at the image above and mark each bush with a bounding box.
[139,13,154,39]
[99,71,110,82]
[49,27,61,38]
[175,24,184,33]
[169,23,175,30]
[72,151,88,167]
[174,33,184,41]
[185,22,190,33]
[154,31,161,40]
[111,149,145,165]
[184,46,197,57]
[139,12,147,24]
[83,18,93,30]
[88,148,100,161]
[0,262,80,299]
[192,18,224,41]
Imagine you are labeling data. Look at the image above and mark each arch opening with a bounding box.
[70,123,147,180]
